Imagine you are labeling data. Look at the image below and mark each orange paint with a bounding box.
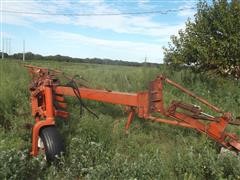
[25,65,240,156]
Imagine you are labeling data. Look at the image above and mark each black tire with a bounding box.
[39,126,65,162]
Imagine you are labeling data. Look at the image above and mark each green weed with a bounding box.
[0,59,239,179]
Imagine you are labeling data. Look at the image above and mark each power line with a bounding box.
[0,7,196,16]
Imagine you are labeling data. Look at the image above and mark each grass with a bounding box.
[0,59,240,179]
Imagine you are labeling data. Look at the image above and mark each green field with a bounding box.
[0,60,240,179]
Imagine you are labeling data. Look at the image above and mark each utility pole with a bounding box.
[1,38,4,59]
[144,56,147,67]
[23,40,25,61]
[8,38,11,55]
[5,38,8,56]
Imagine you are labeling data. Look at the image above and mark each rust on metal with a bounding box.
[24,65,240,156]
[165,78,223,113]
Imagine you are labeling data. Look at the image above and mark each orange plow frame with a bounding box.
[25,65,240,157]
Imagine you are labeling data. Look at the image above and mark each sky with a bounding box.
[1,0,206,63]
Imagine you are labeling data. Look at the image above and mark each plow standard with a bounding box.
[25,65,240,162]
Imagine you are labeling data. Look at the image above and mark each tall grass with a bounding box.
[0,59,239,179]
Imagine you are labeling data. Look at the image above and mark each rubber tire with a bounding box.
[39,126,65,162]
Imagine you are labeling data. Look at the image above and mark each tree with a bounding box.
[163,0,240,79]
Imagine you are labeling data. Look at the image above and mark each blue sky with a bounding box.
[1,0,208,63]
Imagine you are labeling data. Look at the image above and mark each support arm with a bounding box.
[55,86,139,107]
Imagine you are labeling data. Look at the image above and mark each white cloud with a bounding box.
[3,0,186,39]
[41,30,164,63]
[2,0,194,62]
[137,0,150,7]
[2,0,73,25]
[1,31,15,39]
[177,1,196,18]
[75,15,185,38]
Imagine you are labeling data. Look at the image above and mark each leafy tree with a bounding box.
[163,0,240,79]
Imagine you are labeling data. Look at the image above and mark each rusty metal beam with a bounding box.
[165,78,222,113]
[55,86,139,107]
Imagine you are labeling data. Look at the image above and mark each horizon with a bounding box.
[1,0,211,63]
[5,51,162,64]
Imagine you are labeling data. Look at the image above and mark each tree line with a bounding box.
[1,52,159,67]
